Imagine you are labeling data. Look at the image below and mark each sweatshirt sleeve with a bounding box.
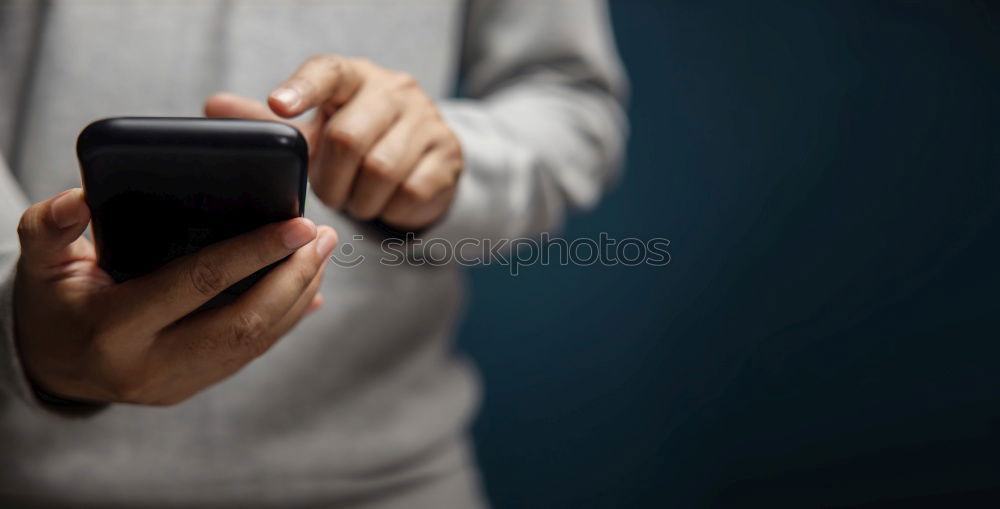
[0,152,39,408]
[422,0,628,254]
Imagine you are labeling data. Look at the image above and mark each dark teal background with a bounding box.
[457,1,999,508]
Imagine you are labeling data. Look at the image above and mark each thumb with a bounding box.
[17,188,91,275]
[204,92,284,122]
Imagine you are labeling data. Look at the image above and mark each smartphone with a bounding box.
[77,117,308,301]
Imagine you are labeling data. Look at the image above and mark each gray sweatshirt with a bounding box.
[0,1,627,507]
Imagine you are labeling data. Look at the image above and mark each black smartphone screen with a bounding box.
[77,117,308,298]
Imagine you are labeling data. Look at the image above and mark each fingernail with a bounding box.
[51,189,88,229]
[271,88,300,110]
[282,218,316,249]
[315,229,338,258]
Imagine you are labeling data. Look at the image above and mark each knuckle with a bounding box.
[399,180,435,203]
[320,54,346,75]
[16,206,43,242]
[446,150,464,174]
[433,173,455,193]
[433,121,458,146]
[188,255,229,297]
[325,125,360,153]
[362,154,398,182]
[15,215,31,241]
[451,149,465,172]
[391,71,418,91]
[307,53,336,67]
[431,135,463,169]
[414,92,435,111]
[432,172,459,198]
[228,310,269,358]
[441,129,461,152]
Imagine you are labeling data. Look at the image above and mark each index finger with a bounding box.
[109,218,318,336]
[268,55,364,118]
[157,226,337,386]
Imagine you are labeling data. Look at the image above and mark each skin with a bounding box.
[16,54,458,406]
[204,55,464,231]
[15,188,337,405]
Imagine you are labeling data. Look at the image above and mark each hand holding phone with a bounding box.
[14,189,337,406]
[12,118,339,406]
